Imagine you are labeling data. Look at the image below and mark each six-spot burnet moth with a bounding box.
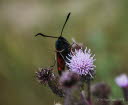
[35,13,71,75]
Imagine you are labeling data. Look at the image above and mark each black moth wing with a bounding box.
[56,36,71,75]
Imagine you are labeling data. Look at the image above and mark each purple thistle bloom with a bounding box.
[115,74,128,87]
[66,47,96,77]
[115,74,128,101]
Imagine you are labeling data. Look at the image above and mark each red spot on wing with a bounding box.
[57,52,65,75]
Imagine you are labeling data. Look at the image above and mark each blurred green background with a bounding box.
[0,0,128,105]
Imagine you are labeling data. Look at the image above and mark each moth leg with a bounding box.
[50,54,57,68]
[55,49,65,53]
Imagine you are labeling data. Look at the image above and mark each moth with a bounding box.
[35,13,71,75]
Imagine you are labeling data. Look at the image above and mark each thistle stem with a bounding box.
[64,89,72,105]
[122,87,128,101]
[80,91,89,105]
[87,80,92,105]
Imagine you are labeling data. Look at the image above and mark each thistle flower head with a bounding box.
[115,74,128,88]
[35,67,54,85]
[60,71,79,88]
[66,47,96,78]
[91,82,111,98]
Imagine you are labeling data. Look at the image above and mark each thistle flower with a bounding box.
[36,67,65,97]
[115,74,128,88]
[91,82,111,98]
[66,47,96,78]
[91,82,111,105]
[35,67,54,85]
[115,74,128,101]
[60,71,79,88]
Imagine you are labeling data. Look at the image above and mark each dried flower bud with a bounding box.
[112,100,124,105]
[35,67,54,85]
[92,83,111,105]
[35,67,65,97]
[91,82,111,98]
[60,71,80,88]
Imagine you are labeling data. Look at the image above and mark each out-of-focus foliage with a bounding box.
[0,0,128,105]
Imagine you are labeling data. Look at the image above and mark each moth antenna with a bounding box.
[35,33,58,38]
[60,12,71,37]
